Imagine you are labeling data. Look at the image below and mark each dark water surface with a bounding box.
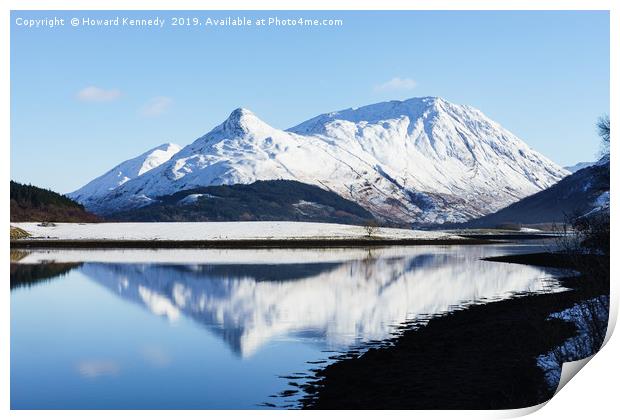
[11,243,565,409]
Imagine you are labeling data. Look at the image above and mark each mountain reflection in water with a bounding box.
[11,245,566,409]
[71,247,560,357]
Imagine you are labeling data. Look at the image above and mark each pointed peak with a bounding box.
[221,107,271,134]
[227,107,255,120]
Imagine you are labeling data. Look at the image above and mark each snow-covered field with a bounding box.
[11,221,460,242]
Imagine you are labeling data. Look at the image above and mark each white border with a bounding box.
[2,1,616,419]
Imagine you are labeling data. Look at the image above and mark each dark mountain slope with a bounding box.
[106,180,375,225]
[460,162,609,228]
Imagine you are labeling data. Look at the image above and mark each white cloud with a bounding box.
[140,96,173,117]
[76,86,122,102]
[374,77,417,92]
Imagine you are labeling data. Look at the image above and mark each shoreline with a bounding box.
[10,237,498,249]
[10,221,560,249]
[296,252,609,409]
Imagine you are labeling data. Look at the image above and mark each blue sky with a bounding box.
[11,10,609,193]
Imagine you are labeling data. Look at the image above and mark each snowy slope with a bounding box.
[68,143,180,207]
[72,98,568,224]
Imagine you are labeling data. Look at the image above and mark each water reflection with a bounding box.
[68,247,560,357]
[11,245,565,409]
[10,261,82,290]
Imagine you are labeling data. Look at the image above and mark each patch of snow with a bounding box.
[537,296,609,390]
[594,191,610,207]
[177,193,215,206]
[579,191,610,219]
[294,200,324,207]
[292,200,333,216]
[520,227,541,232]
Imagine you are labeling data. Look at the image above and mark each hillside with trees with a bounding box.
[107,180,375,225]
[10,181,101,222]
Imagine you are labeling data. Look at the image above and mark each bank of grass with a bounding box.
[10,226,30,240]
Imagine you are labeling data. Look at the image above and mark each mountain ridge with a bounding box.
[70,142,181,208]
[69,97,568,225]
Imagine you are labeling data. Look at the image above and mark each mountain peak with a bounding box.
[288,96,457,135]
[221,107,269,133]
[228,107,255,119]
[73,97,568,226]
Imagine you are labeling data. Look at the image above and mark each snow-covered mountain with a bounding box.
[71,97,568,225]
[463,155,609,227]
[564,161,595,173]
[69,143,180,208]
